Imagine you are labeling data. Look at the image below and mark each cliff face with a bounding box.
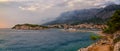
[12,24,49,30]
[114,42,120,51]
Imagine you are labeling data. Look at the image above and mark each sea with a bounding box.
[0,29,98,51]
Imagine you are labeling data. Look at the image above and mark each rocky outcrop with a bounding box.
[78,31,120,51]
[12,24,49,30]
[114,42,120,51]
[78,35,113,51]
[113,31,120,51]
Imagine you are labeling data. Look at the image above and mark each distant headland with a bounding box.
[12,23,107,30]
[12,24,49,30]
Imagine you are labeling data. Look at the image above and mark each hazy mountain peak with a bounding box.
[45,4,120,25]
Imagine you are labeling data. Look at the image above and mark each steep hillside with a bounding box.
[45,4,120,25]
[96,4,120,19]
[79,10,120,51]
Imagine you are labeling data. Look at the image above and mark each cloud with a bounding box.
[19,5,39,11]
[17,1,54,12]
[0,0,33,2]
[2,0,119,11]
[0,0,119,28]
[0,0,28,3]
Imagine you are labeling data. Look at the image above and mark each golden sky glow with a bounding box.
[0,0,8,2]
[0,16,8,28]
[0,22,7,28]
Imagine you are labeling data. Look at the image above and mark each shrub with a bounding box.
[90,35,101,40]
[103,10,120,34]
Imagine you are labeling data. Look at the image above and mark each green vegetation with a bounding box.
[104,10,120,34]
[83,17,106,24]
[12,23,49,29]
[90,35,101,40]
[23,24,40,27]
[23,24,48,28]
[70,17,106,25]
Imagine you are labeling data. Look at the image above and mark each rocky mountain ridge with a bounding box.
[45,4,120,25]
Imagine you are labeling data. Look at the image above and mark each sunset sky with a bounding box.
[0,0,120,28]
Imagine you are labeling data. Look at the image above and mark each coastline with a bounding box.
[77,31,111,51]
[75,28,113,51]
[10,26,120,51]
[78,31,120,51]
[61,28,108,51]
[61,29,104,35]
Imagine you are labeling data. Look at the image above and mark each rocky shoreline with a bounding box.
[78,31,120,51]
[48,24,107,29]
[78,10,120,51]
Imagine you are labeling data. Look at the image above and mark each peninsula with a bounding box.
[12,24,49,30]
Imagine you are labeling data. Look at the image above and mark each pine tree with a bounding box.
[104,10,120,33]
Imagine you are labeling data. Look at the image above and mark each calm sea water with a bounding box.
[0,29,97,51]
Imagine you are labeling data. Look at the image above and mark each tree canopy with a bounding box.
[104,10,120,34]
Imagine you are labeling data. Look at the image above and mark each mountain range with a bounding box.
[44,4,120,25]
